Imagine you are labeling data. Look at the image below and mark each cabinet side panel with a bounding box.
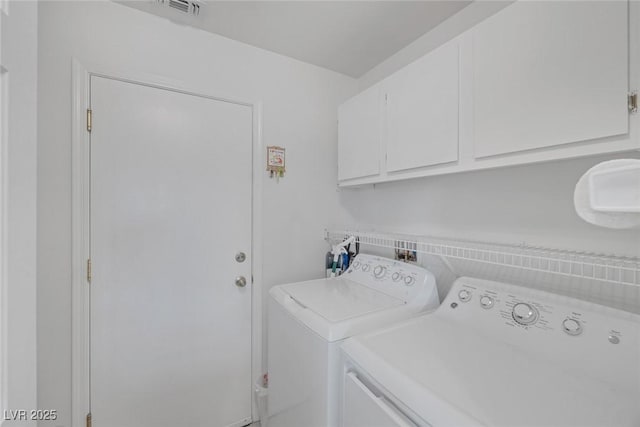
[338,86,382,181]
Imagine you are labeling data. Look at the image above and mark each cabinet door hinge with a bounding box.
[629,92,638,114]
[86,412,92,427]
[86,109,93,132]
[87,259,92,284]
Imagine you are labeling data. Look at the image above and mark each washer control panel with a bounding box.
[445,277,639,348]
[345,254,437,305]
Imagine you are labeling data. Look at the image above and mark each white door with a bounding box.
[90,76,253,427]
[472,0,629,158]
[386,40,459,172]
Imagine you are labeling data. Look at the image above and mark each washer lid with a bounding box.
[281,278,404,323]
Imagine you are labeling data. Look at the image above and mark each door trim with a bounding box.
[71,58,264,427]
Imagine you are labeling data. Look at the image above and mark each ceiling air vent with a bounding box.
[156,0,202,17]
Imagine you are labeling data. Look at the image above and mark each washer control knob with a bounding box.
[458,289,471,302]
[562,318,583,336]
[361,264,371,272]
[391,272,401,282]
[404,276,415,286]
[512,303,538,325]
[479,295,494,309]
[352,261,361,269]
[373,265,386,278]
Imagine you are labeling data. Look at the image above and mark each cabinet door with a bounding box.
[473,1,629,158]
[386,41,459,173]
[338,84,382,181]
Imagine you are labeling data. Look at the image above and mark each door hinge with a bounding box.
[629,92,638,114]
[86,412,92,427]
[87,259,92,283]
[86,109,93,132]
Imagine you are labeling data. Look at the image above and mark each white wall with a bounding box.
[37,2,356,426]
[1,1,38,425]
[338,154,640,257]
[337,152,640,309]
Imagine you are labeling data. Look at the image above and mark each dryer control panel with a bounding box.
[443,277,639,355]
[439,277,640,389]
[344,254,439,310]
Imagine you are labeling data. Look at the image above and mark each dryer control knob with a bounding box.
[361,264,371,272]
[458,289,472,302]
[391,272,401,282]
[404,276,415,286]
[562,318,583,336]
[512,303,538,325]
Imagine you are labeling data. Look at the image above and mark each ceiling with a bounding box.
[118,1,471,77]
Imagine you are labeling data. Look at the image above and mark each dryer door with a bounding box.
[343,372,419,427]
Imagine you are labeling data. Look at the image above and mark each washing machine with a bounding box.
[341,277,640,426]
[267,253,439,427]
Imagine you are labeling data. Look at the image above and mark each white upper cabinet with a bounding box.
[337,0,638,186]
[472,1,629,158]
[338,84,382,181]
[386,41,460,172]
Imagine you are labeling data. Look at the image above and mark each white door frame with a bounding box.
[71,58,263,427]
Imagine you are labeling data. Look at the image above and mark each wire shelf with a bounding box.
[326,229,640,288]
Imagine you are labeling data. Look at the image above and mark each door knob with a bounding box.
[235,252,246,263]
[235,276,247,288]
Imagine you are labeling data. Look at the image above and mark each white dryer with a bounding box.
[342,277,640,427]
[267,254,439,427]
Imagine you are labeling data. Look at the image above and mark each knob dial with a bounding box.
[458,289,471,302]
[479,295,494,309]
[373,265,386,278]
[361,264,370,272]
[404,276,415,286]
[391,272,401,282]
[512,303,538,325]
[562,318,583,336]
[352,261,361,270]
